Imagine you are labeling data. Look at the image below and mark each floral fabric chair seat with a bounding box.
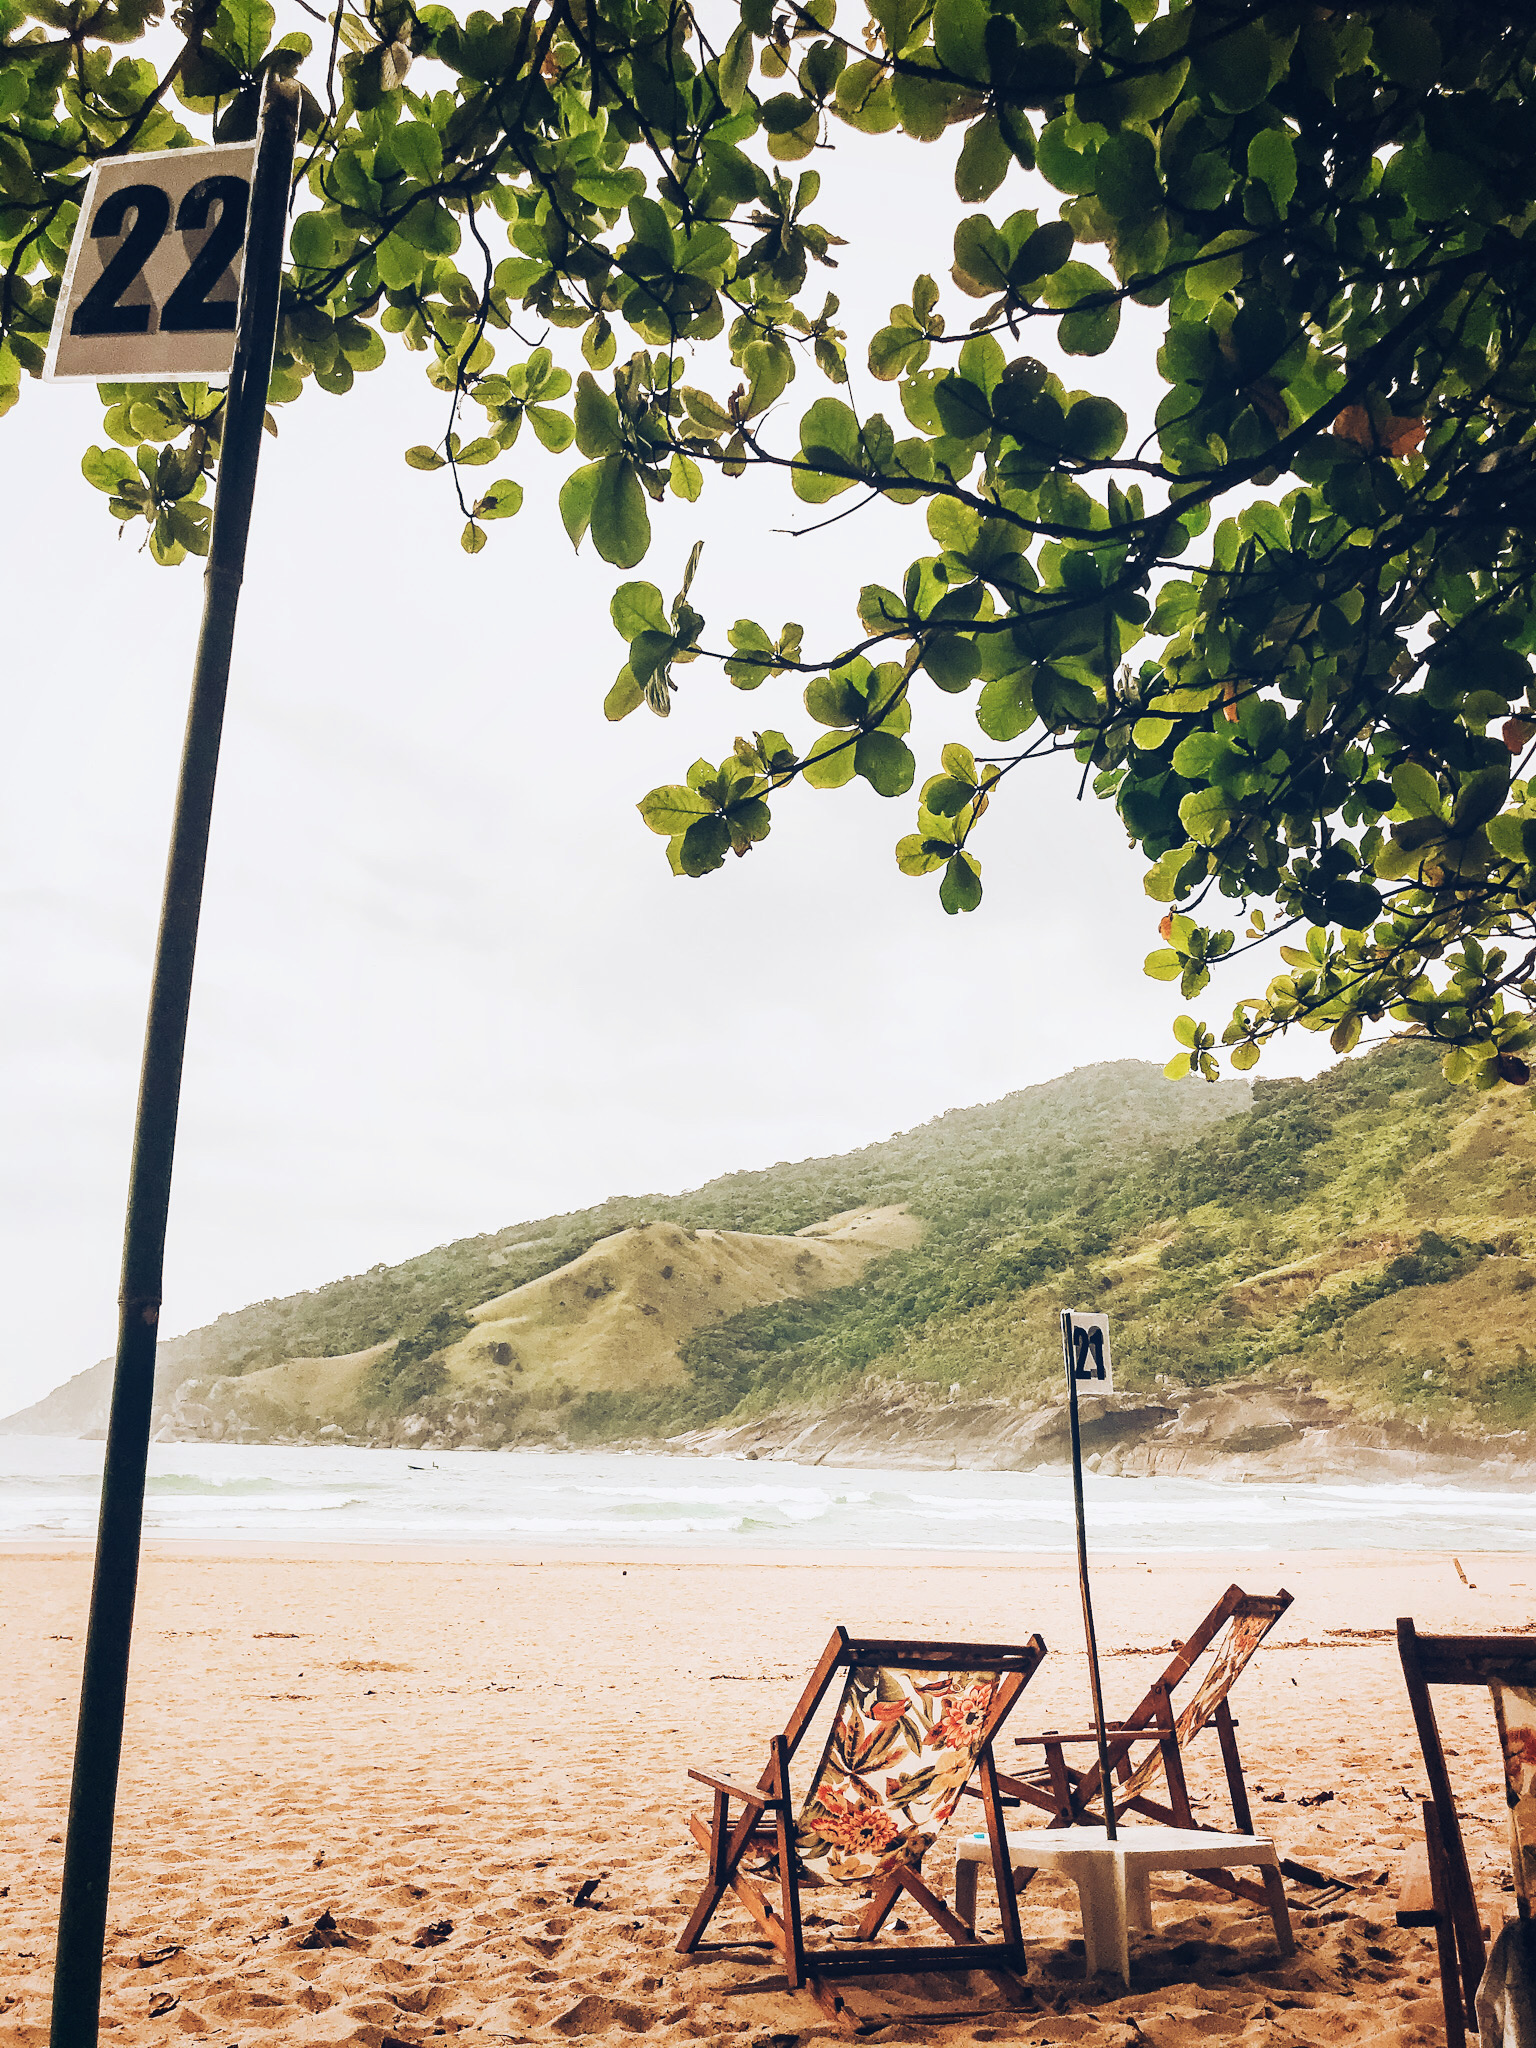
[794,1666,999,1884]
[1113,1607,1273,1808]
[1491,1680,1536,1907]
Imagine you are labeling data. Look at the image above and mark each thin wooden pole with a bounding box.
[1062,1309,1116,1841]
[48,77,300,2048]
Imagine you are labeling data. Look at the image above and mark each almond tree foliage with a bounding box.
[4,0,1536,1087]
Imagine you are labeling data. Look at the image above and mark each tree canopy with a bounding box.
[4,0,1535,1086]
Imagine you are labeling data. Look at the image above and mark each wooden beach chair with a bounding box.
[956,1585,1292,1924]
[1395,1618,1536,2048]
[677,1627,1047,2022]
[1009,1585,1288,1834]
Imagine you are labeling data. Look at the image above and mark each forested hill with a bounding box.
[10,1046,1534,1460]
[6,1059,1247,1435]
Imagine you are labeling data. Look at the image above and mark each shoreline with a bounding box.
[0,1535,1528,1566]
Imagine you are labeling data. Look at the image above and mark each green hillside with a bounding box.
[5,1059,1246,1436]
[691,1041,1535,1447]
[10,1046,1533,1452]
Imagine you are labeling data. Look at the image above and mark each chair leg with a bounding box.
[772,1740,804,1992]
[1215,1700,1254,1835]
[678,1798,730,1954]
[1424,1803,1467,2048]
[1259,1859,1295,1956]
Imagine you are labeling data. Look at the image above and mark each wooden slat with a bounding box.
[800,1944,1020,1977]
[688,1768,783,1807]
[841,1638,1042,1667]
[1397,1840,1437,1927]
[1412,1634,1536,1686]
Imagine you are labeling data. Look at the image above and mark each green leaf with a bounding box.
[952,214,1012,297]
[1178,787,1233,846]
[805,671,863,727]
[678,815,730,875]
[854,731,916,796]
[460,520,487,555]
[627,630,677,686]
[921,634,982,691]
[605,667,644,721]
[391,120,443,185]
[1454,766,1511,831]
[1391,762,1445,819]
[528,406,575,453]
[718,22,755,113]
[1193,21,1278,113]
[800,396,861,471]
[896,832,950,875]
[1044,260,1121,357]
[1144,948,1183,981]
[921,775,973,816]
[670,451,703,501]
[1323,880,1381,929]
[1247,128,1296,217]
[81,446,138,493]
[869,322,930,380]
[939,851,982,912]
[612,582,669,638]
[590,456,650,569]
[976,670,1035,742]
[1012,218,1074,284]
[1372,10,1441,91]
[472,479,523,520]
[1062,395,1127,460]
[955,112,1010,202]
[574,373,623,457]
[803,732,858,788]
[559,460,603,551]
[638,783,716,835]
[289,210,340,271]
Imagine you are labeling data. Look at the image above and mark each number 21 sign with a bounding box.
[45,144,255,383]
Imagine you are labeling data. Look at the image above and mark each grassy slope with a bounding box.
[3,1058,1247,1435]
[19,1046,1532,1447]
[725,1040,1535,1442]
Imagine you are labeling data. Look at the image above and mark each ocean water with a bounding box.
[1,1435,1533,1552]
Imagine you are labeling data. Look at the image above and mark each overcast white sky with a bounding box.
[0,72,1336,1415]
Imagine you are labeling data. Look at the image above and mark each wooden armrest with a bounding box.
[1013,1729,1154,1746]
[958,1784,1020,1806]
[688,1768,787,1808]
[1396,1841,1439,1928]
[1013,1721,1232,1746]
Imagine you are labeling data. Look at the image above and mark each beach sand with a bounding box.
[3,1543,1533,2044]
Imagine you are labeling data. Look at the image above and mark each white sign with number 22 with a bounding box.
[46,144,256,384]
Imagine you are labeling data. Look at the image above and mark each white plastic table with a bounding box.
[952,1823,1294,1986]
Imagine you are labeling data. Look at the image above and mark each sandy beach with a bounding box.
[3,1543,1531,2044]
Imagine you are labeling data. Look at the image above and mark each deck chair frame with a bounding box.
[678,1627,1047,2018]
[990,1584,1291,1912]
[1395,1617,1536,2048]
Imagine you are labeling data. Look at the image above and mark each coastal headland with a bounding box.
[7,1047,1535,1482]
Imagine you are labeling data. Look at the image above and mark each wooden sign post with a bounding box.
[1061,1307,1117,1840]
[44,76,300,2048]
